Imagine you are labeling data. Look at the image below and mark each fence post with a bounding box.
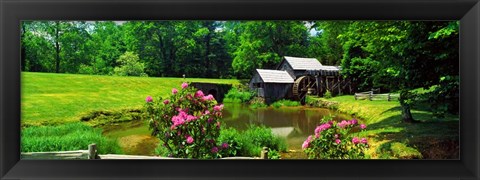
[88,144,97,159]
[369,91,373,101]
[260,147,269,159]
[388,93,391,101]
[354,94,357,100]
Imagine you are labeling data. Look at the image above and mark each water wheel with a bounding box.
[292,75,317,105]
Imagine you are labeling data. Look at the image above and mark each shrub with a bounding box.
[217,126,287,158]
[302,116,369,159]
[271,99,301,108]
[145,82,227,159]
[21,122,123,154]
[249,102,267,109]
[114,51,147,77]
[223,87,254,103]
[324,90,333,99]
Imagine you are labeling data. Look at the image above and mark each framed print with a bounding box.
[1,0,479,179]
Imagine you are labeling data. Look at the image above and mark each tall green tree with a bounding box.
[338,21,459,122]
[225,21,309,78]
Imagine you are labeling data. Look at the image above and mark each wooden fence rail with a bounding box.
[354,91,399,101]
[21,144,263,160]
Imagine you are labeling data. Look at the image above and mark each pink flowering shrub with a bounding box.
[302,117,369,159]
[145,82,227,159]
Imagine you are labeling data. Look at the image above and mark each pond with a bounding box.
[102,103,354,157]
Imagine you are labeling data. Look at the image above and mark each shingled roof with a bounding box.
[318,65,341,71]
[255,69,294,83]
[283,56,323,70]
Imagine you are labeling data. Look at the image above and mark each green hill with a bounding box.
[21,72,240,127]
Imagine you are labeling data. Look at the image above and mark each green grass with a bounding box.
[22,72,240,126]
[21,122,123,154]
[309,95,459,159]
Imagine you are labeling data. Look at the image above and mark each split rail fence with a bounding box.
[21,144,268,160]
[354,91,399,101]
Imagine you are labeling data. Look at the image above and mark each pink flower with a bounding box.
[337,120,350,128]
[222,143,229,149]
[181,82,188,89]
[204,110,210,115]
[186,136,194,144]
[195,90,204,98]
[211,146,219,153]
[186,115,197,122]
[302,141,310,149]
[334,134,339,139]
[360,138,368,144]
[145,96,153,103]
[335,139,341,144]
[202,94,215,101]
[360,124,367,129]
[216,122,221,129]
[163,99,170,105]
[314,123,332,135]
[352,137,360,144]
[213,104,224,111]
[172,88,178,95]
[302,135,313,149]
[350,119,358,125]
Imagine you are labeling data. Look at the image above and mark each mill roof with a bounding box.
[283,56,323,70]
[255,69,294,83]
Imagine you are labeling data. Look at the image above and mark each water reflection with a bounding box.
[222,103,353,150]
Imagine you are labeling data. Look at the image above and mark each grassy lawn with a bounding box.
[21,72,241,127]
[309,95,459,159]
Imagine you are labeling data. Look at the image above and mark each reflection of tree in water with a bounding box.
[222,104,353,136]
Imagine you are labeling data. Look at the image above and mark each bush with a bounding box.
[21,122,123,154]
[271,99,301,108]
[302,116,369,159]
[223,87,254,103]
[324,90,333,99]
[145,82,227,159]
[217,126,287,158]
[114,51,147,77]
[78,64,95,75]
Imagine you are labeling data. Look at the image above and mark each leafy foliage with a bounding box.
[217,126,287,157]
[303,116,369,159]
[223,87,254,103]
[145,82,226,159]
[113,52,147,77]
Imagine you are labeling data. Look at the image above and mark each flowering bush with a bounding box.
[145,82,228,159]
[302,117,369,159]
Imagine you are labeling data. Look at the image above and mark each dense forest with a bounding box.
[21,21,459,119]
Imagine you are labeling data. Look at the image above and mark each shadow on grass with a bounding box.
[365,112,459,159]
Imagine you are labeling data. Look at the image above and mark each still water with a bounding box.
[221,103,353,151]
[102,103,353,156]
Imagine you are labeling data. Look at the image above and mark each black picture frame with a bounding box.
[1,0,479,179]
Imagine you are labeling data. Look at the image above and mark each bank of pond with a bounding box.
[22,102,354,159]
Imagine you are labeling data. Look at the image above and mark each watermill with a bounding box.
[292,75,317,105]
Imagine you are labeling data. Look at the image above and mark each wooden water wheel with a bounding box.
[292,75,317,105]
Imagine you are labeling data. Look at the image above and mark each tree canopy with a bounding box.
[21,20,459,122]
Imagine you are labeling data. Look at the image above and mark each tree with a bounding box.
[114,51,147,76]
[338,21,459,122]
[225,21,309,78]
